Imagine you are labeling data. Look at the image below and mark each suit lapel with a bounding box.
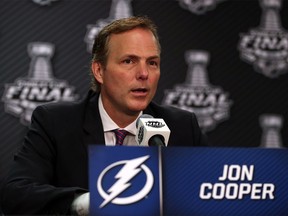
[83,91,105,146]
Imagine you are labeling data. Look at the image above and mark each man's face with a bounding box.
[93,28,160,117]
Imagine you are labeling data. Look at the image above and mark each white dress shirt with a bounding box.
[98,95,142,146]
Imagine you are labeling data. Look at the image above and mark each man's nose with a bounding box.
[136,62,149,80]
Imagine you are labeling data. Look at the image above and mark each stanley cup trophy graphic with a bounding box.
[162,50,232,132]
[84,0,133,53]
[239,0,288,78]
[184,51,210,88]
[260,114,284,148]
[178,0,225,15]
[260,0,282,31]
[2,42,78,126]
[28,42,54,81]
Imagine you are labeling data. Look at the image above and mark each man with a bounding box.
[1,16,207,215]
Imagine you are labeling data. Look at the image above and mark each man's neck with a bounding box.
[98,95,141,128]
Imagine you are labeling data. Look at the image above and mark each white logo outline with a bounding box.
[97,155,154,208]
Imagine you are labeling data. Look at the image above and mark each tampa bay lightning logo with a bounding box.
[97,155,154,208]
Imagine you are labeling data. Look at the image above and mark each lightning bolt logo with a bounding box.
[97,155,154,208]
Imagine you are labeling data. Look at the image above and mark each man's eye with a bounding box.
[123,59,133,64]
[149,61,158,66]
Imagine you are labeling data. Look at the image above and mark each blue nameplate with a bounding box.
[89,146,288,216]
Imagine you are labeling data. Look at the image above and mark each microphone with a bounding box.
[136,114,171,147]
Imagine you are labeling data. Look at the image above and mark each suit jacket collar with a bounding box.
[143,101,158,117]
[83,91,105,145]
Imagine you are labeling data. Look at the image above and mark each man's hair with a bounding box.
[90,16,161,92]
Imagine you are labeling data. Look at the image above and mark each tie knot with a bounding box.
[114,129,128,145]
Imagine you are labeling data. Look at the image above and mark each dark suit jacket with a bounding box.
[1,90,207,215]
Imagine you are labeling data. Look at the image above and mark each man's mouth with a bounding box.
[131,88,148,93]
[131,88,148,96]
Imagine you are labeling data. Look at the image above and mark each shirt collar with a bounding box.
[98,95,142,135]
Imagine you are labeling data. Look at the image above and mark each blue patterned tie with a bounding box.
[114,129,128,145]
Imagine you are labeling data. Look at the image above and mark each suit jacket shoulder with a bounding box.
[145,102,208,147]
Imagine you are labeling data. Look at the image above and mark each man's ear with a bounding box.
[91,62,103,84]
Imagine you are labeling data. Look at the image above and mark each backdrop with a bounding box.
[1,0,287,182]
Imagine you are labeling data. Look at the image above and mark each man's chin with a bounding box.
[128,102,149,113]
